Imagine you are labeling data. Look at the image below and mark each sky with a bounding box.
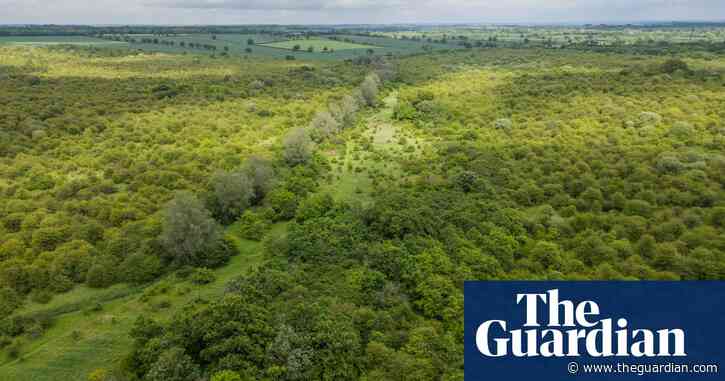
[2,0,724,25]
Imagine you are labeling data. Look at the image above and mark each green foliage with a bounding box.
[208,170,255,224]
[267,189,299,221]
[160,191,225,267]
[189,268,216,285]
[146,347,202,381]
[283,128,314,166]
[3,30,725,381]
[211,370,243,381]
[235,210,272,241]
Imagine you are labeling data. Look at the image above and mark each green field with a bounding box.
[260,38,377,52]
[97,33,461,60]
[0,36,125,46]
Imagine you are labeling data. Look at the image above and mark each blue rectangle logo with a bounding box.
[464,281,724,380]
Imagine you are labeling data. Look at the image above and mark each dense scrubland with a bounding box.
[0,26,724,381]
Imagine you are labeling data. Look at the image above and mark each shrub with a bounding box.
[638,112,662,126]
[29,289,53,304]
[146,347,201,381]
[283,128,313,166]
[0,288,22,316]
[236,210,272,241]
[121,253,162,284]
[190,268,216,285]
[267,189,299,221]
[211,370,243,381]
[494,118,513,131]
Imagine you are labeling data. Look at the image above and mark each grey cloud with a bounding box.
[0,0,723,25]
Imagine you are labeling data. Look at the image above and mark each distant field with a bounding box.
[260,38,377,52]
[0,36,125,46]
[104,33,462,60]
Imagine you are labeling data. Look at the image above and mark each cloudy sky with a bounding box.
[2,0,724,25]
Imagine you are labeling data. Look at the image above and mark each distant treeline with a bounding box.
[3,22,725,37]
[0,25,430,37]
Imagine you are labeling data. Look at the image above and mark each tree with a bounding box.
[160,192,222,266]
[236,210,271,241]
[283,127,313,166]
[209,170,254,224]
[121,252,162,284]
[247,38,254,45]
[146,347,201,381]
[267,189,299,220]
[309,111,339,142]
[360,73,381,107]
[86,255,119,288]
[243,156,275,203]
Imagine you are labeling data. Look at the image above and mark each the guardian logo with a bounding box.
[475,289,686,358]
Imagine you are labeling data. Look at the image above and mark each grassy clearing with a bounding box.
[0,224,281,381]
[321,92,426,203]
[260,38,376,52]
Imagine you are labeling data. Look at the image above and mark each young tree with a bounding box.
[160,192,222,266]
[309,111,340,142]
[360,73,381,107]
[209,170,254,224]
[243,156,275,203]
[283,127,313,166]
[146,347,201,381]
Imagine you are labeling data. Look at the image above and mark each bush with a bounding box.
[121,253,162,284]
[29,289,53,304]
[211,370,242,381]
[86,255,118,288]
[661,58,689,74]
[638,111,662,126]
[146,347,201,381]
[190,268,216,285]
[494,118,513,131]
[0,288,22,316]
[267,189,299,221]
[283,128,313,166]
[236,210,272,241]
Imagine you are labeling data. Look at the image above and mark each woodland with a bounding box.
[0,25,724,381]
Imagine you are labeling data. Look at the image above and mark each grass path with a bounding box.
[320,91,430,202]
[0,224,281,381]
